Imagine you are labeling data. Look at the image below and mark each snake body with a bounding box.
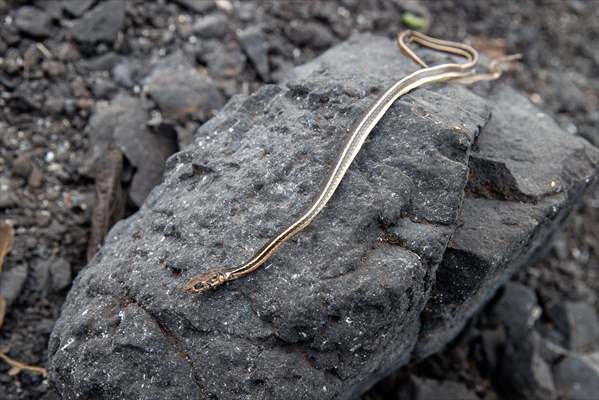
[185,31,505,294]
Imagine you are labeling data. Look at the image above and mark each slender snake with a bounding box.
[184,30,520,294]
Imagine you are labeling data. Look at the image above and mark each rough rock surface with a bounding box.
[414,84,599,359]
[49,34,487,399]
[48,34,598,399]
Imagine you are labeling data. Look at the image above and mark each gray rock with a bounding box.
[399,376,479,400]
[71,0,126,44]
[49,257,72,292]
[12,153,33,179]
[80,94,178,206]
[50,34,488,399]
[553,354,599,400]
[15,6,53,38]
[415,84,599,359]
[491,282,538,340]
[42,60,66,78]
[48,34,599,399]
[205,45,246,79]
[61,0,95,17]
[81,52,120,72]
[31,256,52,293]
[174,0,215,13]
[28,166,43,188]
[499,332,557,400]
[238,26,270,81]
[285,21,335,50]
[90,77,119,99]
[192,13,229,38]
[144,51,225,122]
[0,264,28,306]
[480,327,506,370]
[0,191,17,209]
[111,62,134,88]
[548,301,599,352]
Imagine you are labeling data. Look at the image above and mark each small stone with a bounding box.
[42,60,66,78]
[174,0,215,13]
[81,94,178,206]
[492,282,539,340]
[285,21,335,49]
[144,52,224,121]
[3,50,22,75]
[15,6,53,37]
[192,14,229,38]
[0,192,18,209]
[548,301,599,352]
[91,77,118,99]
[553,354,599,400]
[0,264,28,306]
[30,257,51,292]
[61,0,95,17]
[403,376,479,400]
[23,44,43,71]
[71,0,126,44]
[206,46,246,79]
[500,333,557,400]
[111,61,134,88]
[49,257,72,292]
[45,96,64,115]
[28,166,43,188]
[481,327,506,370]
[12,153,33,178]
[38,0,64,20]
[237,26,270,81]
[71,76,91,98]
[36,212,52,227]
[56,42,81,62]
[81,52,120,71]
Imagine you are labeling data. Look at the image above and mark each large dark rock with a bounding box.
[48,34,598,399]
[414,84,599,359]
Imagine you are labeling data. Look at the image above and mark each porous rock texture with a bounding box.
[48,34,599,399]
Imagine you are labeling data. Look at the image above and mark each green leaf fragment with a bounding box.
[402,11,428,31]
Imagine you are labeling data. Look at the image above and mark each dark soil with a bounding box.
[0,1,597,399]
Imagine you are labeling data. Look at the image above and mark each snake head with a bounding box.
[184,269,230,294]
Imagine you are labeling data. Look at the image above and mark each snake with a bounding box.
[184,30,519,294]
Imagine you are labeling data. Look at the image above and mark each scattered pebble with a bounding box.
[0,264,28,306]
[554,354,599,400]
[14,6,53,38]
[238,26,270,81]
[548,301,599,352]
[71,0,126,44]
[49,257,72,292]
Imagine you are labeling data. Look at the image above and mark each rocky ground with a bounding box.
[0,1,597,399]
